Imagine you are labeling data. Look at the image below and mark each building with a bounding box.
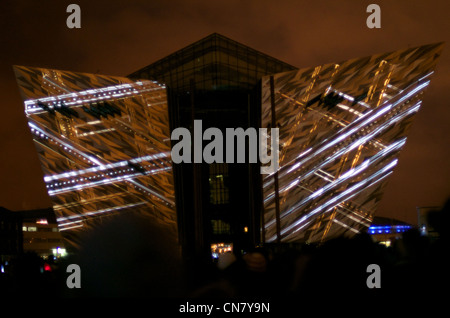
[0,207,22,259]
[417,205,441,240]
[21,208,66,258]
[367,216,413,247]
[128,33,296,260]
[1,207,66,259]
[14,34,443,263]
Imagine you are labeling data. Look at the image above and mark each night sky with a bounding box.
[0,0,449,226]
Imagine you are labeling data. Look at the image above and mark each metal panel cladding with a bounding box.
[14,66,177,248]
[261,43,443,244]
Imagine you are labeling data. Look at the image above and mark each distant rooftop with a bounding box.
[0,206,56,223]
[371,216,411,226]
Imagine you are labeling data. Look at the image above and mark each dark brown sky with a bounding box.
[0,0,449,225]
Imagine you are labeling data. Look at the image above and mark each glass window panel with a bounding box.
[209,163,229,204]
[211,220,231,235]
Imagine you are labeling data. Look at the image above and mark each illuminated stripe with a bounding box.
[43,152,169,182]
[47,167,171,195]
[59,223,83,231]
[77,128,116,137]
[127,179,175,206]
[332,218,360,234]
[53,193,129,210]
[29,121,102,165]
[57,201,147,223]
[24,80,165,114]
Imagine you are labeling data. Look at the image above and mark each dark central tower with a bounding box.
[128,33,296,263]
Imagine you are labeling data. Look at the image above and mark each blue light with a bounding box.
[368,223,412,235]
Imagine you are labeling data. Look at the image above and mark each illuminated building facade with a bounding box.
[261,42,443,244]
[21,208,66,257]
[14,66,177,249]
[129,33,296,259]
[14,34,442,261]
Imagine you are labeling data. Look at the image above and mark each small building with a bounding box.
[417,206,441,241]
[0,207,23,259]
[20,208,67,258]
[368,216,413,247]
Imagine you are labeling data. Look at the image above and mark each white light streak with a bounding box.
[24,80,164,114]
[47,166,171,195]
[59,223,83,231]
[336,104,364,117]
[29,122,102,165]
[57,201,146,223]
[77,128,116,137]
[43,152,169,182]
[127,179,175,206]
[332,218,360,233]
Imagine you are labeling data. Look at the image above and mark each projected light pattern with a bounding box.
[14,66,177,246]
[261,43,443,243]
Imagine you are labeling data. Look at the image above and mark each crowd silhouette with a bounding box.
[1,198,449,307]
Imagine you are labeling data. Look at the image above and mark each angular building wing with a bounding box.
[261,43,443,243]
[14,66,177,248]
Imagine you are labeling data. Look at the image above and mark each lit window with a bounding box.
[209,163,229,205]
[211,243,233,259]
[22,226,27,231]
[36,218,48,225]
[27,226,37,232]
[211,219,231,235]
[52,247,67,257]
